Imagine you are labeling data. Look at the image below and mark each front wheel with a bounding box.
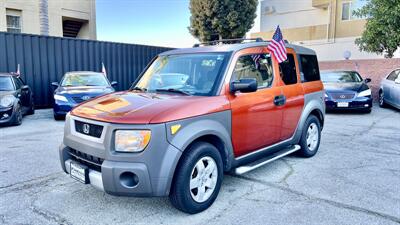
[297,115,321,158]
[379,90,386,108]
[169,142,223,214]
[12,104,23,126]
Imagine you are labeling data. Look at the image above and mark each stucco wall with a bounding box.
[319,58,400,101]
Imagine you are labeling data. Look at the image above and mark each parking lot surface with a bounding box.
[0,106,399,225]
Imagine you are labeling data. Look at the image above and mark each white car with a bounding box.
[379,68,400,109]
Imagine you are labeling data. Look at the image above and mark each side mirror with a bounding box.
[364,78,371,83]
[51,82,59,87]
[230,78,257,93]
[21,85,29,90]
[111,81,118,87]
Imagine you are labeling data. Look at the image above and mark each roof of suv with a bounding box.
[160,41,316,56]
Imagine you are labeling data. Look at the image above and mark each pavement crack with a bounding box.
[280,158,295,186]
[0,172,63,194]
[230,174,400,224]
[30,203,72,225]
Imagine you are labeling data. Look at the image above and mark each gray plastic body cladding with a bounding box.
[61,114,182,197]
[165,110,234,171]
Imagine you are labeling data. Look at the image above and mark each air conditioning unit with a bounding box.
[264,6,276,15]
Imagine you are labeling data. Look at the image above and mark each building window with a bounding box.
[6,9,22,33]
[342,0,368,21]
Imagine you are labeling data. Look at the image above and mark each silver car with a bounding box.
[379,68,400,109]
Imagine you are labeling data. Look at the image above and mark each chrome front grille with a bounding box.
[330,93,355,100]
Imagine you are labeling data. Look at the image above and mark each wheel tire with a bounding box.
[27,101,35,115]
[297,115,321,158]
[54,113,64,121]
[379,90,386,108]
[12,104,23,126]
[169,142,223,214]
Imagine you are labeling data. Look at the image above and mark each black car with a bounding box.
[321,70,372,113]
[0,73,35,126]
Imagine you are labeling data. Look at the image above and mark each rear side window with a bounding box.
[300,54,320,82]
[279,54,297,85]
[232,54,274,88]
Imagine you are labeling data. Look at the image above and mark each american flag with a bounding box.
[251,54,261,69]
[101,62,107,76]
[267,26,287,63]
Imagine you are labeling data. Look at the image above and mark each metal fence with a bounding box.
[0,32,172,108]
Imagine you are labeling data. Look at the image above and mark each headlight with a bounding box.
[115,130,151,152]
[357,89,371,97]
[54,94,68,102]
[0,95,15,108]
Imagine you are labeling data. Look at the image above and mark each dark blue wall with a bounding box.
[0,32,171,108]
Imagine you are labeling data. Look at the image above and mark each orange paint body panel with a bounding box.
[71,91,230,124]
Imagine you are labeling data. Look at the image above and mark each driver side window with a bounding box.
[232,54,274,89]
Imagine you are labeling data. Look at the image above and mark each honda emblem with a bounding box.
[83,124,90,134]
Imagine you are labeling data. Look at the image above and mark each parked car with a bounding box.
[321,70,372,113]
[58,39,325,214]
[0,73,34,126]
[379,68,400,109]
[52,71,117,120]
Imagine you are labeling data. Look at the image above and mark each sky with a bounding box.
[96,0,198,48]
[96,0,260,48]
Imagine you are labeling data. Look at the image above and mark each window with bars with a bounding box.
[6,15,21,33]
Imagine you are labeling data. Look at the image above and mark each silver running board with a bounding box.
[234,145,301,175]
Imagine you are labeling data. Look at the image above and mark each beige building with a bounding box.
[251,0,399,61]
[0,0,96,39]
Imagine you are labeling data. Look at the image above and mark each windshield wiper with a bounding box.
[131,87,147,92]
[155,88,191,95]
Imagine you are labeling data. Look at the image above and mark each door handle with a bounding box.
[274,95,286,106]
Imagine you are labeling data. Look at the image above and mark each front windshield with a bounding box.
[321,71,363,83]
[61,73,109,87]
[0,76,14,91]
[135,53,228,96]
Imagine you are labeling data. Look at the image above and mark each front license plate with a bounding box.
[337,102,349,107]
[70,161,89,184]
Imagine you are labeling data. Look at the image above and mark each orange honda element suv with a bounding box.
[59,38,325,214]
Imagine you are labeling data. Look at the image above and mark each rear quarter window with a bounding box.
[299,54,320,82]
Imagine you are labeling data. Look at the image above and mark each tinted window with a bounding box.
[232,54,274,88]
[321,71,362,83]
[13,77,24,89]
[61,73,110,87]
[387,70,399,81]
[136,53,229,96]
[0,76,14,91]
[279,54,297,85]
[300,54,320,82]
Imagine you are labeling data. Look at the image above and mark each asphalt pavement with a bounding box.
[0,106,399,225]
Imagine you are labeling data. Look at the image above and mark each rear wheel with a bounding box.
[169,142,223,214]
[297,115,321,158]
[379,90,386,108]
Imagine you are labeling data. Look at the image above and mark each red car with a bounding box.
[59,39,325,213]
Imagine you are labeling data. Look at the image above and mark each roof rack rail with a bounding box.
[193,37,265,47]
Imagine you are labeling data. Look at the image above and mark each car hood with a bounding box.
[323,82,369,92]
[55,86,114,95]
[70,91,230,124]
[0,90,16,97]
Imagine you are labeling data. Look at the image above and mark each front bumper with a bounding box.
[325,96,372,110]
[0,106,14,124]
[53,101,76,115]
[59,114,182,197]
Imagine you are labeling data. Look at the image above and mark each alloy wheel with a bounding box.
[306,122,319,151]
[190,156,218,203]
